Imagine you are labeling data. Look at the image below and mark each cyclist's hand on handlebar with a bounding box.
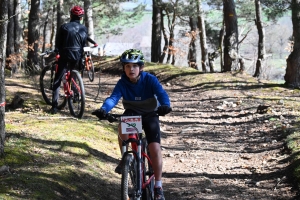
[94,43,98,47]
[92,108,107,119]
[157,105,172,116]
[54,48,59,54]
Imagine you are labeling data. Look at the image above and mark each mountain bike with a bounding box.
[81,46,96,82]
[39,50,66,109]
[39,50,86,118]
[97,113,155,200]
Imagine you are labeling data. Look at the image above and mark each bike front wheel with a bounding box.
[121,154,137,200]
[87,59,95,82]
[81,58,95,82]
[67,70,85,118]
[40,64,66,109]
[142,138,154,200]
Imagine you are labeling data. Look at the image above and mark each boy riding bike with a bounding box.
[92,49,171,200]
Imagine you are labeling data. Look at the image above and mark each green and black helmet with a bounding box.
[120,49,145,66]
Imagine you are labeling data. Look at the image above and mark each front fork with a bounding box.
[121,134,143,199]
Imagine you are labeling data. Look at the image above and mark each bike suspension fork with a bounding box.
[137,139,142,197]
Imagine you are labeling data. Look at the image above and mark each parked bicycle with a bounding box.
[39,50,86,118]
[95,113,155,200]
[81,46,97,82]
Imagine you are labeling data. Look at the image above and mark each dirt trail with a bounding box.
[6,70,299,200]
[89,71,299,200]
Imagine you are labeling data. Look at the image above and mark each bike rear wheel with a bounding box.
[40,64,66,109]
[121,154,137,200]
[67,70,85,118]
[142,138,154,200]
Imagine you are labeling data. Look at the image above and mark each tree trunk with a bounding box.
[166,1,177,65]
[239,57,245,72]
[84,0,95,42]
[42,9,50,52]
[151,0,162,63]
[187,15,198,70]
[166,32,175,64]
[208,51,219,72]
[159,9,168,63]
[50,5,56,49]
[56,0,63,30]
[223,0,238,72]
[7,0,15,56]
[0,0,8,157]
[26,0,40,72]
[284,0,300,88]
[253,0,266,78]
[197,0,209,72]
[219,27,225,71]
[14,0,21,54]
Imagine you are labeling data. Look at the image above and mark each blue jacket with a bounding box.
[101,72,170,114]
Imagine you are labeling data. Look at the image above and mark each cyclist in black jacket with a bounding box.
[51,5,97,114]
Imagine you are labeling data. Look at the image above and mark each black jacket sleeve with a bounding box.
[87,37,97,45]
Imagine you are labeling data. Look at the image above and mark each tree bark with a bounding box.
[26,0,40,72]
[187,15,198,69]
[0,0,8,157]
[151,0,162,63]
[197,0,209,72]
[42,9,50,52]
[223,0,238,72]
[14,0,21,53]
[7,0,15,56]
[166,1,178,65]
[50,5,56,49]
[84,0,95,42]
[219,26,225,71]
[56,0,63,30]
[284,0,300,88]
[159,8,168,63]
[253,0,266,77]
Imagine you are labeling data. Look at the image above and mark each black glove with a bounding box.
[92,108,107,119]
[54,48,59,54]
[157,105,172,116]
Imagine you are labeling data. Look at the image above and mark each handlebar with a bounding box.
[94,111,171,123]
[102,113,123,123]
[39,50,55,57]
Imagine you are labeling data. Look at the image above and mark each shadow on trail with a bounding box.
[163,167,297,200]
[2,132,120,200]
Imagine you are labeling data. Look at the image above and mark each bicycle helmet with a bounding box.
[70,6,84,17]
[120,49,145,66]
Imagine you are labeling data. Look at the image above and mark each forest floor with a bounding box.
[2,62,300,200]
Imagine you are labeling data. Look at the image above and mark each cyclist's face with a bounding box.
[124,63,143,81]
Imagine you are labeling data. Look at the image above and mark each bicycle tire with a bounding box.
[142,138,154,200]
[67,70,85,118]
[40,64,66,109]
[87,59,95,82]
[121,154,137,200]
[68,70,85,119]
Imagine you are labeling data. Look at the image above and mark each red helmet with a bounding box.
[70,6,84,17]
